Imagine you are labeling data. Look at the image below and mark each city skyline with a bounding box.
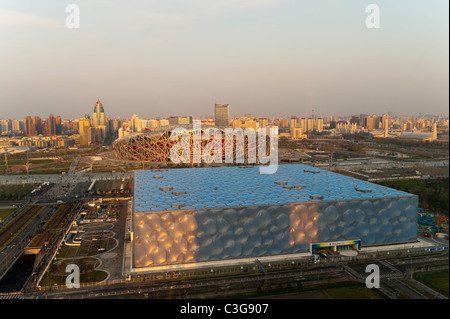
[0,0,448,119]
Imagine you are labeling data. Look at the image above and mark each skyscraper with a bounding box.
[33,116,43,135]
[93,99,106,127]
[306,118,314,132]
[92,99,107,141]
[26,116,36,136]
[365,115,377,130]
[79,115,92,146]
[317,118,323,132]
[215,104,229,127]
[432,123,437,140]
[47,114,56,136]
[55,115,62,134]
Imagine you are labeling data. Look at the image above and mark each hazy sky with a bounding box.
[0,0,448,119]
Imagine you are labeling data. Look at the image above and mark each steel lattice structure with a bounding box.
[112,125,269,163]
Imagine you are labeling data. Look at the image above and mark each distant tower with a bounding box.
[79,115,92,147]
[383,116,389,138]
[317,118,323,132]
[432,123,437,140]
[215,104,229,127]
[92,99,107,142]
[93,99,106,127]
[47,114,56,136]
[26,116,36,136]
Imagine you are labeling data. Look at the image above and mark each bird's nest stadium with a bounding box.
[112,125,273,163]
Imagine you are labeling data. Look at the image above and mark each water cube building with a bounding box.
[131,164,417,270]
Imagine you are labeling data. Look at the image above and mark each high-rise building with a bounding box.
[26,116,36,136]
[365,115,377,130]
[215,104,229,127]
[79,115,92,146]
[92,99,107,141]
[168,116,192,125]
[432,123,437,140]
[93,99,106,126]
[257,117,269,128]
[0,119,11,133]
[55,116,62,134]
[47,114,56,136]
[381,115,389,129]
[317,118,323,132]
[11,119,23,133]
[109,119,121,134]
[299,118,306,130]
[33,116,43,135]
[306,118,314,132]
[289,117,297,129]
[130,114,139,132]
[350,116,360,125]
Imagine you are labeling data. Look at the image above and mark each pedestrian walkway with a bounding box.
[0,293,22,299]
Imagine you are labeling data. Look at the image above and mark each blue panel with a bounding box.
[133,164,412,213]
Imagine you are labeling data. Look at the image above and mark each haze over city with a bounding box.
[0,0,448,119]
[0,1,449,304]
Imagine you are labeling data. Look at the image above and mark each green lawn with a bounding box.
[377,178,449,215]
[40,257,108,287]
[215,281,388,299]
[41,234,116,288]
[0,208,17,221]
[414,270,449,297]
[0,159,55,165]
[0,184,37,200]
[56,243,80,259]
[323,284,385,299]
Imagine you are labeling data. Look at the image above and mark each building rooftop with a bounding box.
[398,132,433,139]
[133,164,414,213]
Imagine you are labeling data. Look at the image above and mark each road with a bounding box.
[25,251,448,299]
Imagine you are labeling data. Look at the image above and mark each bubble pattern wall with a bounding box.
[133,196,418,268]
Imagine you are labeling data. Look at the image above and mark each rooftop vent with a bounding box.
[310,195,324,200]
[304,169,320,174]
[355,187,372,193]
[159,187,173,191]
[283,186,307,190]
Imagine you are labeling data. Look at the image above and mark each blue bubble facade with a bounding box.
[132,165,418,268]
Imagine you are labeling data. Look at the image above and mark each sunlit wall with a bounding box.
[133,196,417,268]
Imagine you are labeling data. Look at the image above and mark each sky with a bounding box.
[0,0,448,120]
